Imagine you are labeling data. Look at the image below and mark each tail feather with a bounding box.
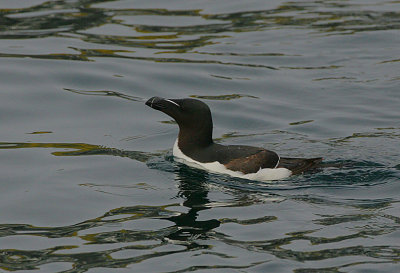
[278,157,323,175]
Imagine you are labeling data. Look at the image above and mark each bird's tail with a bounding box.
[278,157,325,175]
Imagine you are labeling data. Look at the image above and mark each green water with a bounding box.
[0,0,399,272]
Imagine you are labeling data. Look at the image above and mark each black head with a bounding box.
[146,96,213,147]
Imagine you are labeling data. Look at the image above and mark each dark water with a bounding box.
[1,0,400,272]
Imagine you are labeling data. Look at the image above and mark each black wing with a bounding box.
[224,149,280,174]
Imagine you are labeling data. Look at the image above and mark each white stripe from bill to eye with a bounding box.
[165,99,180,107]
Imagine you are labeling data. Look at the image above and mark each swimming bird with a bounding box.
[146,97,323,181]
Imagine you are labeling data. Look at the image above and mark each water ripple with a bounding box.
[1,0,400,272]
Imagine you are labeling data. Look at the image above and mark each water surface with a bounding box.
[0,0,399,272]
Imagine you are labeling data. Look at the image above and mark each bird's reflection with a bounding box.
[166,165,220,241]
[0,141,220,242]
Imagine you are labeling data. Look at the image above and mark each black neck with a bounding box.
[178,121,213,152]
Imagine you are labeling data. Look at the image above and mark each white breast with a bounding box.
[173,139,292,181]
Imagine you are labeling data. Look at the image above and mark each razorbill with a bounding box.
[145,96,323,181]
